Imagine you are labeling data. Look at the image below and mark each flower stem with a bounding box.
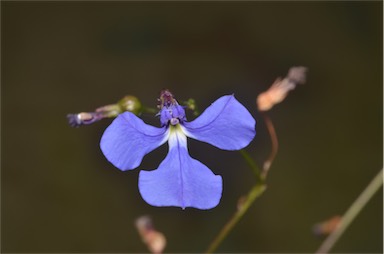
[239,149,264,183]
[204,170,266,254]
[142,106,158,114]
[315,168,383,254]
[205,183,267,254]
[261,113,278,177]
[205,112,279,253]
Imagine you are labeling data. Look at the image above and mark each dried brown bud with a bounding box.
[287,66,308,84]
[95,104,121,118]
[257,66,308,111]
[67,112,104,127]
[312,215,341,237]
[136,216,166,254]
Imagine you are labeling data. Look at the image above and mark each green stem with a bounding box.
[315,168,383,254]
[205,183,267,254]
[142,106,158,114]
[205,112,278,253]
[239,149,264,182]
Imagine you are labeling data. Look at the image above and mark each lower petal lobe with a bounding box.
[139,129,222,210]
[100,112,168,171]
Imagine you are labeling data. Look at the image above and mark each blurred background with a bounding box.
[2,2,382,253]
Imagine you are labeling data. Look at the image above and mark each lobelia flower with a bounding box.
[100,90,256,210]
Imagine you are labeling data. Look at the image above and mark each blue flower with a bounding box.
[100,90,256,210]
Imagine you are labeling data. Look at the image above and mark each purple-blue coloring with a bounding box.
[100,91,256,210]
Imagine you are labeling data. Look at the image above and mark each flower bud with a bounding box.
[118,95,142,115]
[67,95,143,127]
[184,98,199,115]
[287,66,307,84]
[95,104,121,118]
[67,112,104,127]
[312,215,341,237]
[257,66,307,111]
[136,216,166,254]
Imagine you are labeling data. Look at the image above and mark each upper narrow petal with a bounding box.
[183,95,256,150]
[138,128,222,210]
[100,112,168,171]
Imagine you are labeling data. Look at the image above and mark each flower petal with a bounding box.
[138,128,222,209]
[100,112,168,171]
[183,95,256,150]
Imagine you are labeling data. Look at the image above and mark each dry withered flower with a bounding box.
[136,215,166,254]
[312,215,341,237]
[257,66,307,111]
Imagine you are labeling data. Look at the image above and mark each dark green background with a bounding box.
[2,1,382,253]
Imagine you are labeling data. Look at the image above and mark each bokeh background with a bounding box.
[2,1,382,253]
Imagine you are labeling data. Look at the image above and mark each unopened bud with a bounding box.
[118,95,142,115]
[67,95,143,127]
[237,196,247,211]
[95,104,121,118]
[287,66,307,84]
[257,66,308,111]
[185,98,196,110]
[67,112,104,127]
[184,98,199,115]
[312,215,341,237]
[136,216,166,254]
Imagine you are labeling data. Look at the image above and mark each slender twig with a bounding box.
[205,183,267,253]
[142,106,158,114]
[239,149,263,182]
[315,168,383,254]
[261,113,278,178]
[205,113,279,253]
[206,67,305,253]
[204,150,264,253]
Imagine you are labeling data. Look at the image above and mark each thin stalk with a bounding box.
[205,113,278,253]
[239,149,263,182]
[261,113,278,177]
[205,183,267,254]
[142,106,158,114]
[315,168,383,254]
